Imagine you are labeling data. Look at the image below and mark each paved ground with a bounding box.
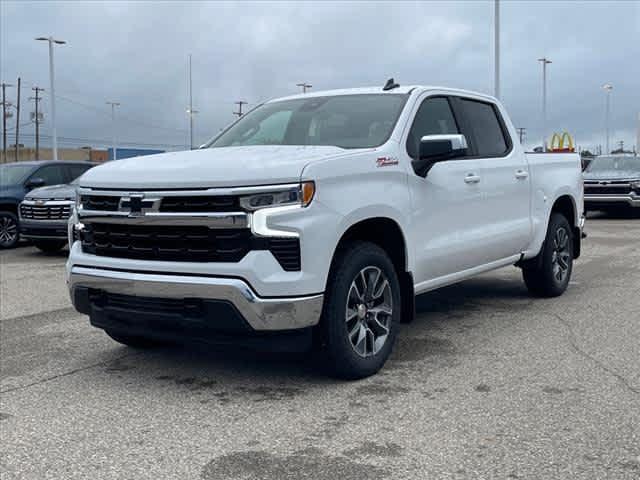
[1,213,639,479]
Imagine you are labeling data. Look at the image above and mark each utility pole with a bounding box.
[36,36,66,161]
[516,127,526,145]
[602,83,612,154]
[16,77,20,162]
[296,83,312,94]
[494,0,500,99]
[538,57,552,151]
[1,82,13,163]
[14,78,21,162]
[106,101,120,160]
[29,87,44,160]
[186,54,199,150]
[233,101,247,117]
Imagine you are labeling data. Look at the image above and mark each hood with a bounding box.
[79,145,357,189]
[24,183,76,201]
[583,169,640,181]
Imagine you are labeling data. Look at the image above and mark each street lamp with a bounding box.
[35,36,66,161]
[106,101,120,160]
[296,83,312,93]
[494,0,500,99]
[602,83,613,154]
[538,57,552,151]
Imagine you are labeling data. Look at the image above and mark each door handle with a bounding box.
[515,170,529,180]
[464,174,481,184]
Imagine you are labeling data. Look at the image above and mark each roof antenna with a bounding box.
[383,78,400,91]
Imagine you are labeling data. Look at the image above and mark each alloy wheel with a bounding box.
[345,266,393,357]
[0,216,18,247]
[551,226,571,282]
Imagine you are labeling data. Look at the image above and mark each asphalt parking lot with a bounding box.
[1,213,638,479]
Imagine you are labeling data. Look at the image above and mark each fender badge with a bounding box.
[376,157,399,167]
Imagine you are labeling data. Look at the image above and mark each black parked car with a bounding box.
[0,161,94,249]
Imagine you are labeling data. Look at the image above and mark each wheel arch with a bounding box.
[550,194,581,259]
[329,216,415,323]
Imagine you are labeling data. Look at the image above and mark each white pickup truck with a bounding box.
[67,83,584,378]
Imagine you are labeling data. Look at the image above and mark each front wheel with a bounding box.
[320,242,401,379]
[0,212,19,249]
[522,213,574,297]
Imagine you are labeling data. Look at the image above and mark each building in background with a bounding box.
[107,148,164,160]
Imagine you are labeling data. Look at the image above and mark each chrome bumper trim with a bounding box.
[68,266,323,331]
[584,195,640,207]
[77,208,250,228]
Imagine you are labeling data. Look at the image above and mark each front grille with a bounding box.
[81,223,252,262]
[584,183,632,195]
[90,290,203,315]
[80,222,301,270]
[20,203,72,220]
[160,196,239,212]
[81,195,120,211]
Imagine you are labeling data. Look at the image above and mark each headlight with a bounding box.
[239,181,315,211]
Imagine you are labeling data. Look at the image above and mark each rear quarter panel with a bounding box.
[523,152,583,258]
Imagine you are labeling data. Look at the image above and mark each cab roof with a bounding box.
[268,86,498,104]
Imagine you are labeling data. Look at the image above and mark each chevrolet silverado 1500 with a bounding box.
[67,83,584,378]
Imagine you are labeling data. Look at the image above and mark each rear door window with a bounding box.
[68,163,92,182]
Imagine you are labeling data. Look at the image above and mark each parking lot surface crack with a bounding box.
[551,313,639,395]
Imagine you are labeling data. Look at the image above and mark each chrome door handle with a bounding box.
[515,170,529,180]
[464,174,481,184]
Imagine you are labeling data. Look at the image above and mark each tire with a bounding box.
[522,213,574,297]
[105,329,165,349]
[320,241,401,379]
[0,211,20,249]
[34,240,67,253]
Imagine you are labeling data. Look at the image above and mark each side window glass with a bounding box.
[69,164,91,181]
[406,97,459,159]
[460,99,508,156]
[31,166,66,186]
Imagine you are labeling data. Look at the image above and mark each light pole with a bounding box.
[187,54,198,150]
[494,0,500,99]
[538,57,552,151]
[35,36,66,161]
[296,83,312,93]
[602,84,613,154]
[106,101,120,160]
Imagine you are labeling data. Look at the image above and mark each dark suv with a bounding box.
[0,161,94,249]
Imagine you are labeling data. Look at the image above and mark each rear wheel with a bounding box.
[34,240,67,253]
[523,213,574,297]
[0,212,19,249]
[320,242,401,379]
[105,329,165,349]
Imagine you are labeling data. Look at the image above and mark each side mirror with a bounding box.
[25,178,46,190]
[412,134,468,177]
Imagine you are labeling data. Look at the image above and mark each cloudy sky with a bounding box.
[1,0,638,153]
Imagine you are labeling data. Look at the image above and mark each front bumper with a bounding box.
[68,265,324,332]
[584,194,640,208]
[20,220,69,240]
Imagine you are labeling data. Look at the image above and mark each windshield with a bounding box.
[207,94,409,149]
[585,156,640,173]
[0,164,34,187]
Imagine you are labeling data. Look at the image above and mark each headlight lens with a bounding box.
[239,181,315,211]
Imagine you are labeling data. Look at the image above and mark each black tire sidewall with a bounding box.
[322,242,401,379]
[0,212,19,249]
[541,214,574,294]
[34,240,67,253]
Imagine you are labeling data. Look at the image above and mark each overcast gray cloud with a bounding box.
[1,0,638,153]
